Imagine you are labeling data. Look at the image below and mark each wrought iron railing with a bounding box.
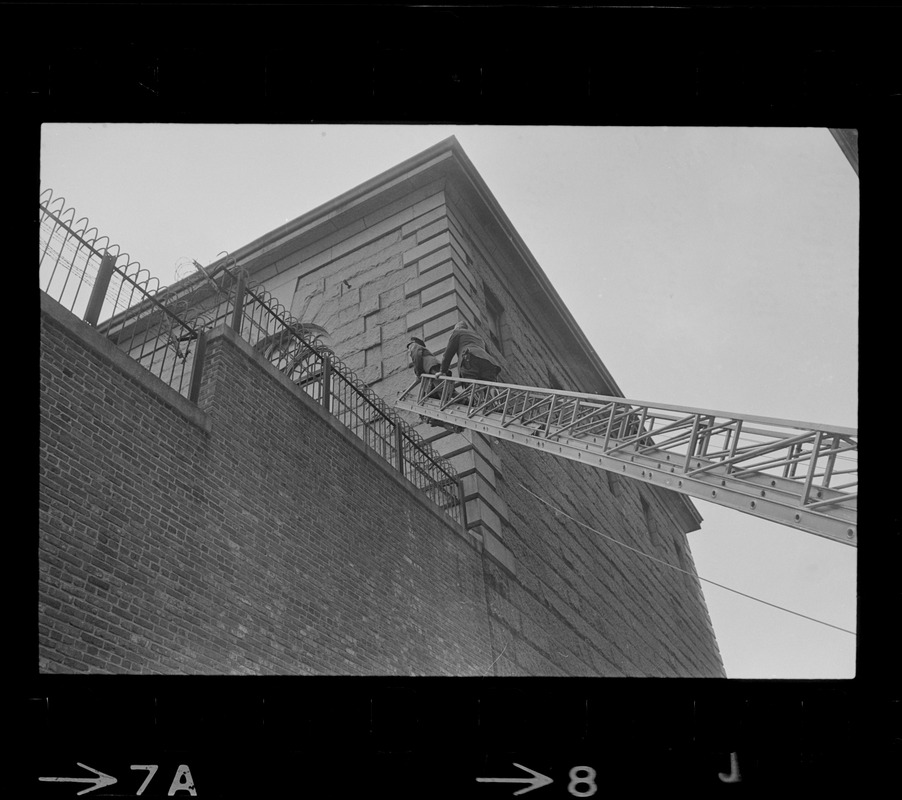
[225,277,465,525]
[39,189,201,396]
[39,187,464,526]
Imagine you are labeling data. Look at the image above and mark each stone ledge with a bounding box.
[405,291,458,330]
[404,259,454,298]
[401,205,446,238]
[423,310,460,342]
[420,275,456,306]
[402,231,451,267]
[466,498,502,537]
[462,473,509,520]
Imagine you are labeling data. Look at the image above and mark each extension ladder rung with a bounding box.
[396,376,857,547]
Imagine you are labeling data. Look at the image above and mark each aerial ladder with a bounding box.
[396,375,857,547]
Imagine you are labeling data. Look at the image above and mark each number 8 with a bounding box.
[568,765,597,797]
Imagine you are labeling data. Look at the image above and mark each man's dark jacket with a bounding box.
[440,329,499,374]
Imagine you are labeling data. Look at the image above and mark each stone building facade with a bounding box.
[39,137,724,676]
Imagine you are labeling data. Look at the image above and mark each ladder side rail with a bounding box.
[731,445,821,479]
[605,412,700,456]
[730,437,857,489]
[584,414,819,493]
[555,403,615,438]
[821,465,857,479]
[567,403,624,439]
[404,375,857,437]
[689,421,746,460]
[670,451,857,515]
[499,391,554,429]
[640,420,735,459]
[637,415,814,458]
[395,374,857,545]
[820,477,858,492]
[470,385,507,419]
[502,388,535,426]
[411,392,857,544]
[548,401,616,439]
[686,430,816,477]
[548,394,579,433]
[808,491,858,510]
[411,375,855,491]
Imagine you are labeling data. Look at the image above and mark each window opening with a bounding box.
[640,495,659,543]
[674,537,690,573]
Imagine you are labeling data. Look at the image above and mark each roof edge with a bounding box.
[223,136,463,269]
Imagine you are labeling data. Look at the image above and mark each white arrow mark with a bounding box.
[476,763,554,796]
[39,762,118,795]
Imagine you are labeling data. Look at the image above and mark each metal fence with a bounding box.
[39,188,464,526]
[39,189,201,396]
[224,277,465,526]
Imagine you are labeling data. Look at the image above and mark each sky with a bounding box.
[39,124,859,679]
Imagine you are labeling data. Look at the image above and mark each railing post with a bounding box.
[321,357,332,411]
[230,271,247,334]
[395,424,405,477]
[187,330,207,404]
[83,252,117,326]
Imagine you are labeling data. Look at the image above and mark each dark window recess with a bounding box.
[674,538,690,573]
[484,285,505,355]
[641,495,659,543]
[546,370,564,391]
[606,471,622,497]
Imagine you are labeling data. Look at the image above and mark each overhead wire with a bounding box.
[517,482,857,637]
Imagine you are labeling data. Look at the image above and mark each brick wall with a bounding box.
[240,183,723,676]
[39,294,493,675]
[39,161,725,676]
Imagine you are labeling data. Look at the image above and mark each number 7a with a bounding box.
[131,764,197,796]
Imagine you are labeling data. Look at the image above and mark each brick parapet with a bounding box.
[40,297,494,675]
[40,291,211,433]
[200,324,468,537]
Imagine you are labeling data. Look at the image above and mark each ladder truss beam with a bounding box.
[396,376,857,547]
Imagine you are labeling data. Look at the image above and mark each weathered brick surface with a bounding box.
[39,301,494,675]
[49,158,724,677]
[222,182,723,676]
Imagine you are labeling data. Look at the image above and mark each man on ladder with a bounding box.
[406,336,461,432]
[440,321,502,382]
